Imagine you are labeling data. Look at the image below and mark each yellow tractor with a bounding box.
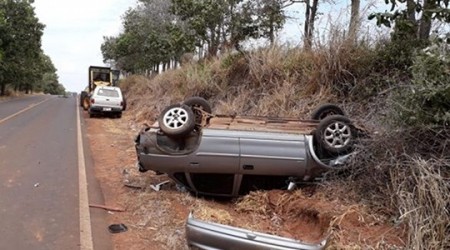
[80,66,121,110]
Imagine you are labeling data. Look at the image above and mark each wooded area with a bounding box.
[0,0,64,96]
[101,0,450,75]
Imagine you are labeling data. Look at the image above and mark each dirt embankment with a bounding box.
[84,111,407,250]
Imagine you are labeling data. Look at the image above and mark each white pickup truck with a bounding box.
[88,86,124,118]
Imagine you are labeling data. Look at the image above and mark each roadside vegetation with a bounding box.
[104,0,449,249]
[0,0,64,96]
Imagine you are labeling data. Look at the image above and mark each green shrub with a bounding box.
[394,42,450,126]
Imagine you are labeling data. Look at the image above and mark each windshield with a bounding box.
[93,71,110,82]
[97,88,119,97]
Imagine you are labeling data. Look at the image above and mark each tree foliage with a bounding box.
[101,0,287,73]
[0,0,63,95]
[369,0,450,72]
[369,0,450,40]
[394,41,450,126]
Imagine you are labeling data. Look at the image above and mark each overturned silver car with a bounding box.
[135,97,355,197]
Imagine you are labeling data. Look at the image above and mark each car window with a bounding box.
[97,89,119,97]
[190,173,235,195]
[93,72,110,82]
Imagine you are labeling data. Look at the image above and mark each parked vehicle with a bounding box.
[186,213,327,250]
[135,97,355,196]
[88,86,124,118]
[79,66,123,111]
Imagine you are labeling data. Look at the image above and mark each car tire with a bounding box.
[315,115,354,155]
[82,95,90,111]
[311,104,345,120]
[117,112,122,119]
[158,104,195,137]
[80,91,88,107]
[122,97,127,111]
[183,96,212,126]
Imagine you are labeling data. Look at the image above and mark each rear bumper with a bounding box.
[89,106,122,114]
[186,213,327,250]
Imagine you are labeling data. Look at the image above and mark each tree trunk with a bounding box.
[207,25,221,58]
[418,0,435,40]
[198,43,204,60]
[269,13,275,45]
[406,0,417,23]
[304,0,318,50]
[406,0,418,38]
[348,0,360,42]
[304,0,311,49]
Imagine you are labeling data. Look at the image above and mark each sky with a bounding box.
[33,0,387,93]
[33,0,136,92]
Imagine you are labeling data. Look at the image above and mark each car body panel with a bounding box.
[186,213,327,250]
[136,125,336,196]
[89,86,123,115]
[240,137,306,176]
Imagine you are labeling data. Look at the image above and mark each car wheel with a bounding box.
[311,104,345,120]
[315,115,354,155]
[183,97,212,126]
[82,96,90,111]
[80,91,88,107]
[117,112,122,119]
[158,104,195,137]
[122,97,127,111]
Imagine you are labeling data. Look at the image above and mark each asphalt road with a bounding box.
[0,95,112,250]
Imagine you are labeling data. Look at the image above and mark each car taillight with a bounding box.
[120,101,123,106]
[91,98,95,104]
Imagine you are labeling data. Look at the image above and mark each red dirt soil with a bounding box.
[84,112,407,250]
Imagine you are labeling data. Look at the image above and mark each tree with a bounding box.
[0,0,45,95]
[348,0,360,42]
[241,0,287,46]
[0,5,5,63]
[369,0,450,41]
[101,0,195,73]
[274,0,320,49]
[303,0,319,49]
[171,0,233,57]
[34,52,63,94]
[102,0,288,71]
[171,0,287,56]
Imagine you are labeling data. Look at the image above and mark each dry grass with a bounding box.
[119,36,449,249]
[193,205,234,225]
[322,126,449,249]
[391,158,450,250]
[121,41,375,124]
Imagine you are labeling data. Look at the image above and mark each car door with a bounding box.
[188,129,240,196]
[239,132,307,176]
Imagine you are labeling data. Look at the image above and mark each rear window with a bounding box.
[97,88,119,97]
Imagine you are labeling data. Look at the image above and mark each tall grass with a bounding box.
[119,25,449,249]
[325,126,450,250]
[122,41,376,122]
[392,158,449,250]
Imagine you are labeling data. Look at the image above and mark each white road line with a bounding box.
[0,98,49,124]
[76,98,94,250]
